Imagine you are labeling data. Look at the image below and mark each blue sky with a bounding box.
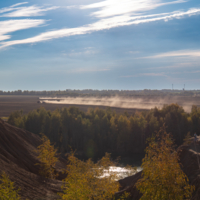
[0,0,200,91]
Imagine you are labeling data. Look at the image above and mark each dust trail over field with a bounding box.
[39,96,199,112]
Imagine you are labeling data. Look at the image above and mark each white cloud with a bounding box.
[187,70,200,73]
[0,3,58,17]
[122,73,167,78]
[10,2,28,8]
[0,2,28,14]
[0,19,46,41]
[0,0,199,49]
[63,47,98,57]
[0,7,16,14]
[0,2,58,43]
[129,51,140,54]
[1,6,200,49]
[66,5,80,9]
[148,63,195,70]
[81,0,186,18]
[70,68,110,73]
[146,50,200,58]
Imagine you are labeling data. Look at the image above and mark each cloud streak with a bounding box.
[63,47,98,57]
[0,3,58,17]
[0,19,46,41]
[70,68,110,73]
[1,6,200,49]
[0,0,199,49]
[0,2,58,43]
[146,49,200,58]
[10,2,28,8]
[121,72,167,78]
[81,0,187,18]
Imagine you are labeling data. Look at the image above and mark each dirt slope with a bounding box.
[178,137,200,200]
[0,118,67,200]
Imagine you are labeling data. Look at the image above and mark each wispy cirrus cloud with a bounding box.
[0,2,58,43]
[0,2,58,17]
[10,2,28,8]
[148,62,196,70]
[1,6,200,49]
[0,19,46,41]
[0,2,28,14]
[145,49,200,58]
[81,0,187,18]
[186,70,200,74]
[0,0,200,49]
[121,73,167,78]
[70,68,110,73]
[63,47,98,57]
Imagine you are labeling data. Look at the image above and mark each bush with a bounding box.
[0,172,21,200]
[59,152,121,200]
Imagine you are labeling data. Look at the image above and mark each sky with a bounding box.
[0,0,200,91]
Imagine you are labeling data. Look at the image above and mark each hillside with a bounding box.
[1,117,200,199]
[0,118,67,200]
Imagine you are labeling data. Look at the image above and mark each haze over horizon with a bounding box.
[0,0,200,91]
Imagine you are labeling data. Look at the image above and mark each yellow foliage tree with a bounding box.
[59,152,122,200]
[136,126,195,200]
[36,134,58,179]
[0,172,21,200]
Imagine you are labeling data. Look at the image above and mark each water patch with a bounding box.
[100,166,142,180]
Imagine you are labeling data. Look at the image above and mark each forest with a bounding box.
[7,104,200,160]
[1,89,200,97]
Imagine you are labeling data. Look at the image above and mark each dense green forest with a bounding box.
[1,89,200,97]
[8,104,200,159]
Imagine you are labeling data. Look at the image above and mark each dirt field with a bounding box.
[0,95,200,117]
[0,95,147,117]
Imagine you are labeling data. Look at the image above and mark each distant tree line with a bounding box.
[7,104,200,159]
[1,89,200,97]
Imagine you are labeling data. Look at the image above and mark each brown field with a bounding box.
[0,95,200,117]
[0,95,147,117]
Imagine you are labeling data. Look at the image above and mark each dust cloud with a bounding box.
[39,96,199,112]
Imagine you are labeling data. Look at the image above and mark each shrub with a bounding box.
[0,172,21,200]
[59,152,121,200]
[36,134,58,179]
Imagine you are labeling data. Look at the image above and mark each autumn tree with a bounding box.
[136,126,194,200]
[0,172,21,200]
[36,134,58,179]
[59,152,121,200]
